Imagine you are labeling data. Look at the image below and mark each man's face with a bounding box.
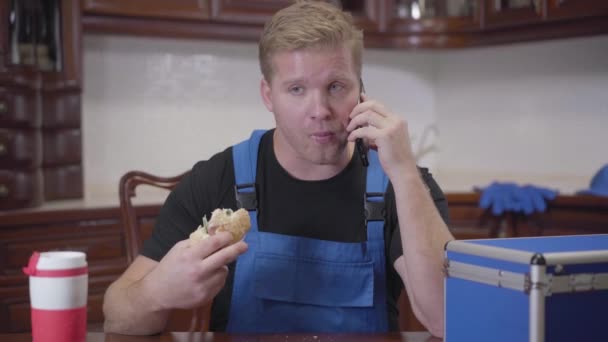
[261,45,360,166]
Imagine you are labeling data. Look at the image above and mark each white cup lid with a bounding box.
[24,251,87,274]
[37,251,87,270]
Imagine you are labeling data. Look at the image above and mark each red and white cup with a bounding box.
[23,251,88,342]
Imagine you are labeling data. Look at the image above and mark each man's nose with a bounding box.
[309,92,332,120]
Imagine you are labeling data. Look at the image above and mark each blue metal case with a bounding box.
[445,234,608,342]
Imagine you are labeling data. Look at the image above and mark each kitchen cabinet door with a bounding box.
[385,0,480,48]
[0,1,8,67]
[0,169,43,210]
[209,0,379,30]
[0,128,42,169]
[210,0,291,24]
[547,0,608,21]
[338,0,382,32]
[484,0,545,28]
[82,0,209,21]
[0,205,163,332]
[2,0,83,208]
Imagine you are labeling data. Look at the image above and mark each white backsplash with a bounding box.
[434,36,608,193]
[82,34,608,202]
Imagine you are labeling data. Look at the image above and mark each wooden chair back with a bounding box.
[118,170,211,331]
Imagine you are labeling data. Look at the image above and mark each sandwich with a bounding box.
[189,208,251,244]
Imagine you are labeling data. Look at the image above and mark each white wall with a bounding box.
[81,34,608,203]
[434,36,608,193]
[82,35,437,201]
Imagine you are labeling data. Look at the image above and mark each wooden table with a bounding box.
[0,332,439,341]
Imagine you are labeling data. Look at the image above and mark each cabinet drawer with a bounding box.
[42,129,82,166]
[41,91,81,128]
[210,0,292,25]
[82,0,209,20]
[0,222,123,275]
[0,169,43,210]
[0,129,42,169]
[43,164,83,200]
[2,235,124,276]
[0,88,42,129]
[547,0,608,21]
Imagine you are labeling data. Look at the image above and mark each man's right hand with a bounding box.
[143,231,248,311]
[103,230,247,334]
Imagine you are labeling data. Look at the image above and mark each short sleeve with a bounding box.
[140,148,236,261]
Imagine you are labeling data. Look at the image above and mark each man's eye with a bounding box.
[329,83,344,93]
[289,86,304,95]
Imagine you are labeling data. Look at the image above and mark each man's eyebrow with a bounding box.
[329,73,351,81]
[279,75,353,87]
[280,78,306,86]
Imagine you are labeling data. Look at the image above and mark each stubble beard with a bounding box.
[303,134,349,165]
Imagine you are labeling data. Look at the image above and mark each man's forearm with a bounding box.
[103,276,169,335]
[393,168,454,336]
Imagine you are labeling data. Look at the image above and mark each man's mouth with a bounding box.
[311,131,335,144]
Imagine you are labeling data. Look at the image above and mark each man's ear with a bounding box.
[260,78,273,112]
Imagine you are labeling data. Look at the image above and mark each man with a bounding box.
[103,1,453,337]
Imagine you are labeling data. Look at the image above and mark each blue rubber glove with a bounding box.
[477,182,558,216]
[520,185,558,214]
[479,182,519,215]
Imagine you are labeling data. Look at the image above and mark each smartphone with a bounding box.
[356,79,369,167]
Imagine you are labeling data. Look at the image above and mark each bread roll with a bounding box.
[189,208,251,244]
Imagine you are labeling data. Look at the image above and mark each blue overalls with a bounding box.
[226,130,390,333]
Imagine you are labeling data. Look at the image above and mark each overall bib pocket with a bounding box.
[251,253,376,332]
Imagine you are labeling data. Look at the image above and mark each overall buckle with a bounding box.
[234,183,257,210]
[364,192,385,224]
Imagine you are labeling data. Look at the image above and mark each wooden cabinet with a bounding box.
[82,0,209,20]
[0,204,160,333]
[0,86,42,129]
[446,192,608,238]
[483,0,544,28]
[41,86,83,200]
[210,0,291,25]
[339,0,382,33]
[40,0,84,201]
[2,194,606,333]
[388,0,479,32]
[0,0,83,209]
[547,0,608,20]
[0,1,8,67]
[480,0,608,45]
[0,129,42,169]
[81,0,608,49]
[0,73,44,210]
[0,169,43,210]
[379,0,479,48]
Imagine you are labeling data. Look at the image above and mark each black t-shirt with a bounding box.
[141,129,450,331]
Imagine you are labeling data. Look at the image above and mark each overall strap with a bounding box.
[365,150,389,241]
[232,130,267,210]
